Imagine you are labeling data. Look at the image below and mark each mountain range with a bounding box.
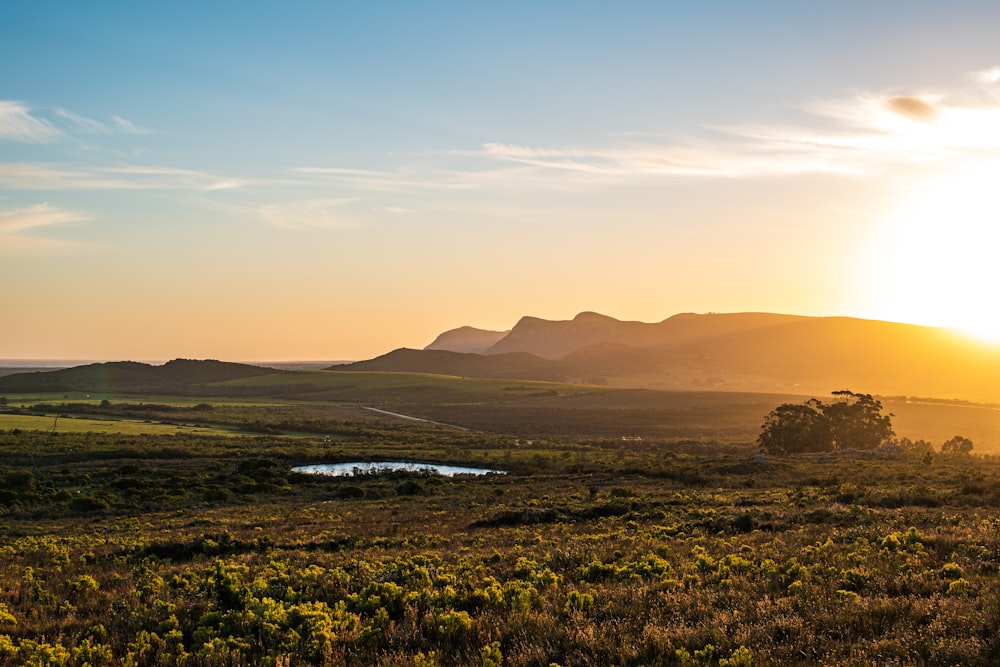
[3,312,999,404]
[333,311,1000,402]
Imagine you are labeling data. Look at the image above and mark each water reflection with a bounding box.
[292,461,505,477]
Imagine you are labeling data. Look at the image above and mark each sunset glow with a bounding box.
[863,163,1000,342]
[3,3,1000,361]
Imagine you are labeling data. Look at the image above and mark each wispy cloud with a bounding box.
[472,69,1000,184]
[8,69,1000,233]
[111,115,152,135]
[1,101,151,142]
[101,165,244,190]
[0,203,89,233]
[54,108,111,134]
[0,163,246,191]
[0,164,128,190]
[479,141,742,178]
[0,204,91,256]
[0,101,64,143]
[258,198,359,230]
[291,166,478,193]
[196,65,1000,227]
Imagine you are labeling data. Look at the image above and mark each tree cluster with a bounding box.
[897,436,974,456]
[758,390,894,454]
[941,435,974,455]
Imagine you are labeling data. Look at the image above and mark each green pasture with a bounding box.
[0,413,239,437]
[0,391,325,408]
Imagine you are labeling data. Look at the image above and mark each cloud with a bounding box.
[479,141,740,178]
[1,100,152,141]
[203,179,244,191]
[972,66,1000,85]
[783,91,1000,158]
[8,68,1000,222]
[54,108,111,134]
[292,165,482,193]
[111,115,152,135]
[268,67,1000,210]
[0,101,64,142]
[480,142,617,175]
[0,203,89,233]
[0,163,142,190]
[884,95,937,121]
[100,166,245,191]
[258,199,359,230]
[292,167,381,177]
[0,163,246,191]
[473,70,1000,183]
[0,204,91,256]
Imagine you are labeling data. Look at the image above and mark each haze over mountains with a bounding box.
[336,311,1000,402]
[3,311,999,404]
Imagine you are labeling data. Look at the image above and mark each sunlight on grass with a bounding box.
[0,413,238,436]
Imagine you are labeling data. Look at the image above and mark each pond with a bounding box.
[291,461,506,477]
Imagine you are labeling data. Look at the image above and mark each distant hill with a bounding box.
[334,348,566,381]
[424,326,509,354]
[0,359,273,394]
[333,312,1000,402]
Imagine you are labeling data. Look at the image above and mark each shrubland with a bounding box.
[1,399,1000,665]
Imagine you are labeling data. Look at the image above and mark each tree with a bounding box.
[823,390,894,451]
[941,435,974,455]
[757,400,830,454]
[758,390,894,454]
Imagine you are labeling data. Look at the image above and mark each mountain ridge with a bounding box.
[424,326,509,354]
[4,312,999,403]
[345,311,1000,402]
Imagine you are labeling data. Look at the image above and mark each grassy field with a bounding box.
[0,413,241,437]
[7,369,996,451]
[214,372,1000,451]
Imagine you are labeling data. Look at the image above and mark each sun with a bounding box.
[861,162,1000,343]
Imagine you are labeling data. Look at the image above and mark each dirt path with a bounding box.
[360,406,471,431]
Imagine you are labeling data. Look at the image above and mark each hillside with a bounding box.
[334,348,565,381]
[0,358,273,394]
[341,311,1000,402]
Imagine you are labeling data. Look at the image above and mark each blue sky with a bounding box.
[4,2,1000,360]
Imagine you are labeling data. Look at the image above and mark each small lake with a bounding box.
[292,461,506,477]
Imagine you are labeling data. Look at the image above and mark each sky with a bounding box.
[3,1,1000,361]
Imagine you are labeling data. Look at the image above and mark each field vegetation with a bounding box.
[4,370,997,449]
[1,377,1000,665]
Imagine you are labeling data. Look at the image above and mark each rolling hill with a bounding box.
[0,358,273,394]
